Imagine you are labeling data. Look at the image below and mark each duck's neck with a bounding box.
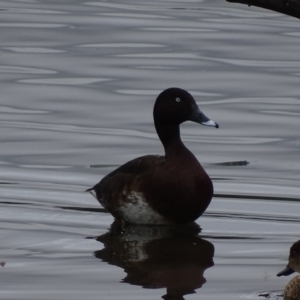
[155,122,188,158]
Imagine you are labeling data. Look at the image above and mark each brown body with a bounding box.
[278,241,300,300]
[285,276,300,300]
[92,147,213,224]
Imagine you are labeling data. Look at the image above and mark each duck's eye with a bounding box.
[175,98,181,102]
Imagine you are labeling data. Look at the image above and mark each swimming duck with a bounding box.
[277,240,300,300]
[87,87,219,225]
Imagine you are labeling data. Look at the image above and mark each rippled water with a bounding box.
[1,0,300,299]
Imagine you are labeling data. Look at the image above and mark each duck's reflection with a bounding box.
[94,222,214,300]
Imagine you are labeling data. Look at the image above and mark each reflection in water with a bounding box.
[94,222,214,300]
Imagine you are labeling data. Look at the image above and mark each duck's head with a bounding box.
[277,240,300,277]
[153,87,219,128]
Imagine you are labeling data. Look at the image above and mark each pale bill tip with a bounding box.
[201,119,219,128]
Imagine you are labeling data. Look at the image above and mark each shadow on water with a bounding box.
[92,221,214,300]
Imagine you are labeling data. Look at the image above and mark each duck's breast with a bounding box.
[284,275,300,300]
[140,158,213,223]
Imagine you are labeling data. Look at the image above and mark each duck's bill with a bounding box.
[201,119,219,128]
[188,106,219,128]
[277,263,295,277]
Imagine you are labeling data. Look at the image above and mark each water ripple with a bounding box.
[4,47,65,53]
[0,23,67,28]
[0,66,56,74]
[18,78,111,85]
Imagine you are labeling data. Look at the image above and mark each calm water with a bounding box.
[0,0,300,299]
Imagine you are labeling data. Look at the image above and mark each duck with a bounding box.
[87,87,219,225]
[277,240,300,300]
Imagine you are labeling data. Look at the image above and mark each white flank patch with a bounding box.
[118,192,171,225]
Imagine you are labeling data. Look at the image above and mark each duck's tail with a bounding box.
[85,187,97,199]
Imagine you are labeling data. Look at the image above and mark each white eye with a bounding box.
[175,97,181,102]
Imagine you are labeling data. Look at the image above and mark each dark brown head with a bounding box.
[153,88,218,148]
[289,241,300,272]
[277,240,300,277]
[153,87,219,128]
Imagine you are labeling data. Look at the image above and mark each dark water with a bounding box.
[1,0,300,299]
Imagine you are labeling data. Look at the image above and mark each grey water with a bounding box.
[0,0,300,299]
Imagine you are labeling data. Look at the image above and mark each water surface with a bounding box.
[0,0,300,299]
